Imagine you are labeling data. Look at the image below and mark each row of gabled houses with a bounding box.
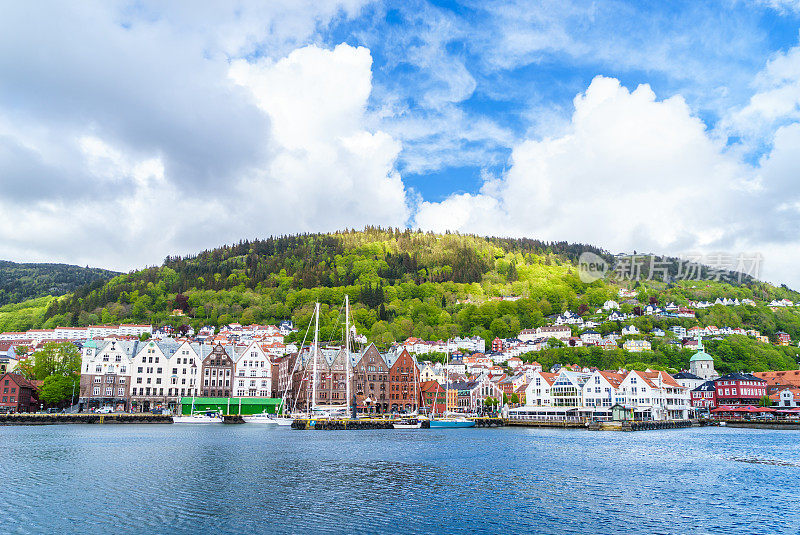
[513,367,691,421]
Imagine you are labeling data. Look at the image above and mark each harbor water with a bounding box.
[1,425,798,534]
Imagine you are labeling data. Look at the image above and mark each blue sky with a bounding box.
[2,1,800,285]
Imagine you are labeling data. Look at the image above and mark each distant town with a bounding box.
[2,287,799,421]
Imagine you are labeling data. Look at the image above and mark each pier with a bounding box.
[291,417,505,430]
[505,418,588,429]
[0,413,173,425]
[587,420,694,431]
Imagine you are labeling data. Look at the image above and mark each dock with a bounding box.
[587,420,694,431]
[0,413,173,425]
[291,417,505,430]
[504,418,587,429]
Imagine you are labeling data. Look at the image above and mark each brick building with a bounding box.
[0,373,40,413]
[388,348,420,413]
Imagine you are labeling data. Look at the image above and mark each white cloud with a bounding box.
[0,4,407,271]
[415,75,800,285]
[726,41,800,140]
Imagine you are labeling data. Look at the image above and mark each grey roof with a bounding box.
[672,371,702,380]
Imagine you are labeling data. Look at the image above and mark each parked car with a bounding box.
[96,406,114,414]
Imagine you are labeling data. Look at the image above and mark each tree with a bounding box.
[39,375,79,406]
[759,395,773,407]
[25,342,81,380]
[510,393,520,406]
[139,332,151,341]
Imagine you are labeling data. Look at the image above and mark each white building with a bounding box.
[233,342,273,397]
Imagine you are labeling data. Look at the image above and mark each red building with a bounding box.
[420,380,446,414]
[0,373,40,413]
[388,348,421,413]
[491,337,504,352]
[690,381,717,409]
[777,332,791,346]
[713,373,767,406]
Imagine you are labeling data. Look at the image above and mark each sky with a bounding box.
[2,1,800,286]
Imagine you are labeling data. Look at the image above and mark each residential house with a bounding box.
[622,339,651,352]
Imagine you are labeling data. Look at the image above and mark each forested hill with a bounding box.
[0,261,120,306]
[2,228,800,373]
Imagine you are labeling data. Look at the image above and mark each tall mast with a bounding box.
[312,302,320,412]
[345,295,351,412]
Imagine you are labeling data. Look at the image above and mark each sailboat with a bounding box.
[428,339,475,429]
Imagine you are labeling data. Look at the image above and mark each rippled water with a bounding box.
[1,425,799,534]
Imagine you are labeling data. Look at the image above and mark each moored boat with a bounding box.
[392,419,422,429]
[428,417,475,429]
[173,410,223,424]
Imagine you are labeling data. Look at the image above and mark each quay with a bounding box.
[291,417,505,430]
[0,413,173,425]
[505,417,587,429]
[587,420,694,431]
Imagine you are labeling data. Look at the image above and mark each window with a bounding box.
[94,377,102,383]
[117,388,124,396]
[119,378,126,385]
[105,387,112,396]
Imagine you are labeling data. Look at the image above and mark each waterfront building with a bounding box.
[524,371,557,407]
[233,341,273,398]
[0,372,40,413]
[550,369,592,407]
[130,340,181,412]
[691,381,717,411]
[581,370,624,414]
[200,344,234,398]
[388,348,420,412]
[713,373,767,406]
[78,339,137,411]
[353,343,390,414]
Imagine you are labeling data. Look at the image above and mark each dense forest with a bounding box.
[1,228,799,372]
[0,260,119,306]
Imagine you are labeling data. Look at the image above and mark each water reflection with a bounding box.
[0,426,799,534]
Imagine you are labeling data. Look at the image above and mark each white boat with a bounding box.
[173,410,223,424]
[393,420,423,429]
[242,412,279,424]
[242,412,294,425]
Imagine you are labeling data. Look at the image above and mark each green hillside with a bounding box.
[3,228,799,372]
[0,260,119,306]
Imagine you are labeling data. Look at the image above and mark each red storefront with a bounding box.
[713,373,767,406]
[690,381,717,409]
[0,373,40,413]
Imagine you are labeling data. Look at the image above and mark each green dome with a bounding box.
[690,350,713,362]
[84,339,98,348]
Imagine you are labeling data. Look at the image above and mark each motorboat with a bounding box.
[173,410,223,424]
